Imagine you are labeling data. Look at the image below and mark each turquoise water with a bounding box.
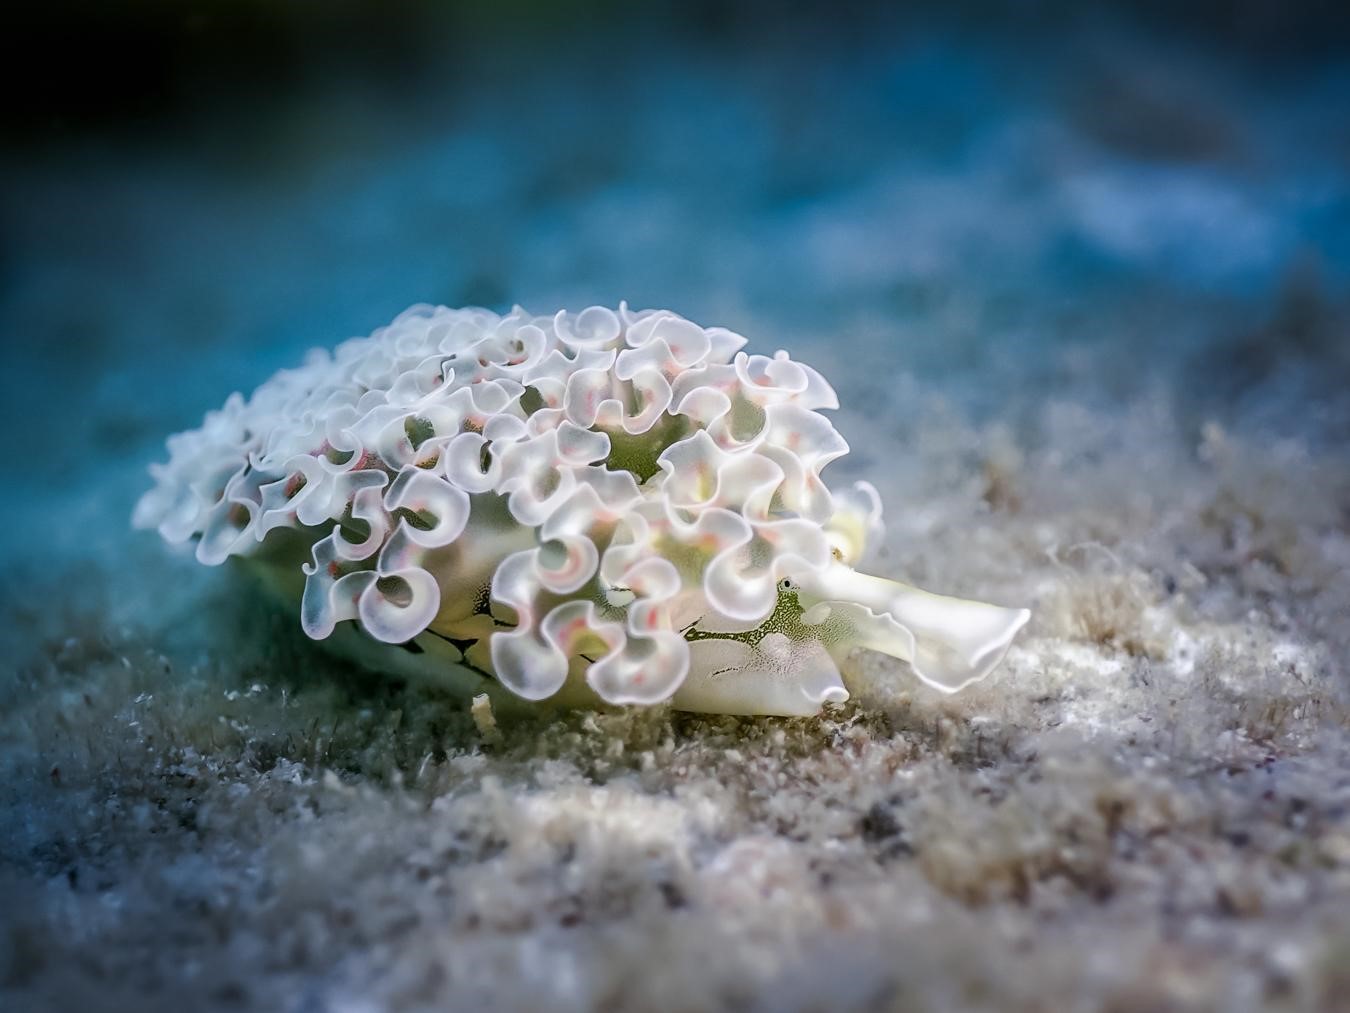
[1,10,1347,622]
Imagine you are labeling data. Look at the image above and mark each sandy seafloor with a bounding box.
[3,10,1350,1012]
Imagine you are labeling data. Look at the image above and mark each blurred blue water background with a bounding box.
[1,2,1347,612]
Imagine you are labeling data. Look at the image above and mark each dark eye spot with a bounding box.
[778,577,795,592]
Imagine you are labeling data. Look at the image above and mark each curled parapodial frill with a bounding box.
[137,303,1030,713]
[485,462,688,704]
[671,350,838,449]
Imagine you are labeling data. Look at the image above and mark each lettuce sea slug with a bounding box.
[135,304,1030,716]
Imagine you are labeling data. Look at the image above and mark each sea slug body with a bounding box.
[135,304,1030,716]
